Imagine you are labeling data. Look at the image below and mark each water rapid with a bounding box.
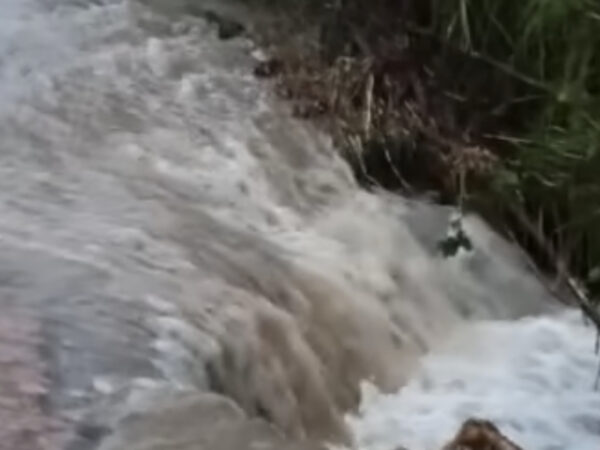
[0,1,598,449]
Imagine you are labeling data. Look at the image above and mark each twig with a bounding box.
[458,167,466,212]
[443,90,469,103]
[363,72,374,139]
[383,145,412,191]
[566,276,600,332]
[482,133,534,145]
[346,134,381,188]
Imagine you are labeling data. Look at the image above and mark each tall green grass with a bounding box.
[433,0,600,294]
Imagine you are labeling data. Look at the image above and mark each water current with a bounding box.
[0,1,598,449]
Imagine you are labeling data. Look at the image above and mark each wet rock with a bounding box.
[66,423,111,450]
[203,10,245,40]
[442,418,523,450]
[254,59,284,78]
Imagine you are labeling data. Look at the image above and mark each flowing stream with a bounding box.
[0,1,599,449]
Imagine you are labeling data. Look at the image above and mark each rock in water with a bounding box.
[442,419,523,450]
[203,10,245,40]
[253,59,283,78]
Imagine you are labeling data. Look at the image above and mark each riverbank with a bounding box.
[214,0,600,330]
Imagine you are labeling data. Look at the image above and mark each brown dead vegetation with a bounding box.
[248,7,503,205]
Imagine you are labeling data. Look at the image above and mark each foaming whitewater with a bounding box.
[0,0,596,449]
[347,311,600,450]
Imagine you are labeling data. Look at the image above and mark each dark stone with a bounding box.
[443,418,524,449]
[76,423,111,442]
[203,11,245,41]
[253,59,283,78]
[65,423,111,450]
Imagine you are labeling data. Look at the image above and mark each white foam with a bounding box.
[347,310,600,450]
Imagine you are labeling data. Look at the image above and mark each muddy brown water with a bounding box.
[0,1,575,449]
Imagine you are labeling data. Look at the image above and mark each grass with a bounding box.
[438,0,600,298]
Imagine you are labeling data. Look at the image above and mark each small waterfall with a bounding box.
[0,1,595,449]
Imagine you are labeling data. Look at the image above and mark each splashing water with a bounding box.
[347,311,600,450]
[0,0,597,449]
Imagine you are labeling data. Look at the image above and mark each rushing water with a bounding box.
[347,311,600,450]
[0,0,598,449]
